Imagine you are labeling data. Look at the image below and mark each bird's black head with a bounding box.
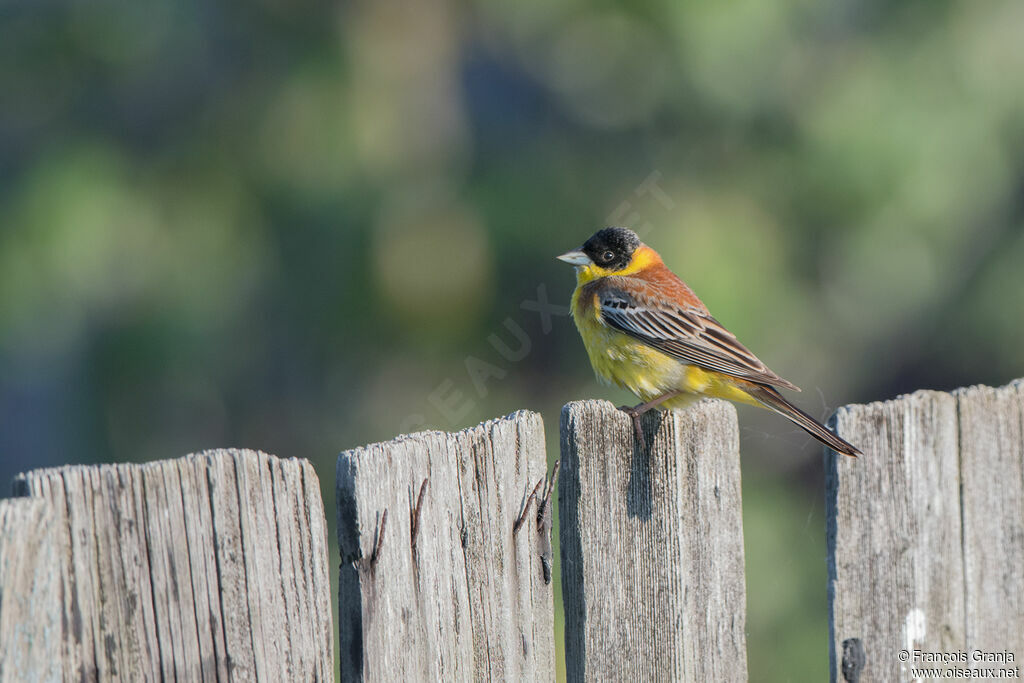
[581,227,641,272]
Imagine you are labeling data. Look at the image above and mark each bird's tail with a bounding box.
[747,385,861,457]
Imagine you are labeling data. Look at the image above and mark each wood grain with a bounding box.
[0,497,61,682]
[12,449,332,682]
[827,380,1024,682]
[337,410,555,682]
[559,399,748,682]
[827,390,963,682]
[955,382,1024,659]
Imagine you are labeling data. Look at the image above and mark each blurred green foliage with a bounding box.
[2,0,1023,680]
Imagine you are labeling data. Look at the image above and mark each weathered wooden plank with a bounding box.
[559,399,747,682]
[828,380,1024,682]
[0,497,61,682]
[827,390,964,682]
[955,381,1024,658]
[14,449,332,682]
[337,410,555,682]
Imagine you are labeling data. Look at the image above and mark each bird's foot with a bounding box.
[617,404,647,450]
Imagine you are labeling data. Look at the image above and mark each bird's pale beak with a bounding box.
[557,249,591,266]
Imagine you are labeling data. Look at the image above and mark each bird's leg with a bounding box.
[618,390,683,448]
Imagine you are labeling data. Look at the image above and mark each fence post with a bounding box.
[559,399,748,682]
[337,410,556,682]
[0,498,60,682]
[10,449,333,681]
[827,380,1024,682]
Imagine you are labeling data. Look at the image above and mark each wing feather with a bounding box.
[598,287,800,391]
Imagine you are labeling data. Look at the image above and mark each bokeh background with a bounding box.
[3,0,1024,679]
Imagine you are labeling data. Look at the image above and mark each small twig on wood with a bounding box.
[537,460,560,528]
[537,460,560,584]
[410,478,429,554]
[513,477,544,536]
[369,508,387,570]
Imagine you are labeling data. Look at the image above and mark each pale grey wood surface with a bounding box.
[827,390,963,682]
[0,497,61,683]
[337,410,555,682]
[559,399,748,682]
[827,380,1024,682]
[955,382,1024,660]
[13,449,332,682]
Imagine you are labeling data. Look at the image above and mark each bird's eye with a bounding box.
[602,250,615,263]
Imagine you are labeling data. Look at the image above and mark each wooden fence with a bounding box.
[336,411,557,682]
[0,450,332,682]
[559,399,747,681]
[827,381,1024,682]
[0,380,1021,681]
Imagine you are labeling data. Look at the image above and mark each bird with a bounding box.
[557,226,861,457]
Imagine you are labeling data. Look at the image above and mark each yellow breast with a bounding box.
[571,287,683,402]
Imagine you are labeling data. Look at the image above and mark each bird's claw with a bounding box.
[617,405,646,450]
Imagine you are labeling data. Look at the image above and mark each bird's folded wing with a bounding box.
[598,288,800,391]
